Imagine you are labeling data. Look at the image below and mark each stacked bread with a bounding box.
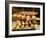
[12,11,40,30]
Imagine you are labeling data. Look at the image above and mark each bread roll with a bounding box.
[22,21,25,25]
[32,20,36,24]
[21,25,24,28]
[32,15,36,18]
[25,21,28,25]
[17,14,22,19]
[16,25,20,29]
[26,15,31,21]
[12,14,17,17]
[17,20,20,23]
[22,15,26,20]
[17,20,21,25]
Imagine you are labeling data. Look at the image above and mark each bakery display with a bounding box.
[12,8,40,31]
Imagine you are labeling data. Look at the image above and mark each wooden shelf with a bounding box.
[12,17,40,21]
[12,11,38,16]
